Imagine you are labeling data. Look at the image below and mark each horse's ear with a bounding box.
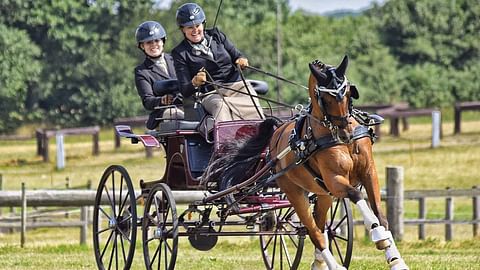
[350,84,359,99]
[309,62,328,86]
[336,55,349,78]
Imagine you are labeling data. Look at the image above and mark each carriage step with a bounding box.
[115,125,160,147]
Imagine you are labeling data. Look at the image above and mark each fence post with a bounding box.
[93,130,100,156]
[36,129,43,156]
[418,197,426,240]
[0,175,3,234]
[114,128,121,149]
[80,206,88,245]
[42,133,50,162]
[146,147,153,158]
[445,187,453,241]
[386,166,404,241]
[65,177,70,218]
[473,185,479,237]
[454,103,461,134]
[21,182,26,248]
[431,111,441,148]
[56,133,65,169]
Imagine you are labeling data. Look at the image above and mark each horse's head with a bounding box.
[308,55,359,142]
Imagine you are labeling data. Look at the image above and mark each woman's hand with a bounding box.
[235,57,249,69]
[192,70,207,87]
[161,94,174,105]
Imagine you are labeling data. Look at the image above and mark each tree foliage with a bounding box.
[0,0,478,134]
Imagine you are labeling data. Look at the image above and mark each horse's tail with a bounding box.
[219,118,278,190]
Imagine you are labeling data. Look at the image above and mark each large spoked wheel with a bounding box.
[93,165,137,270]
[142,183,178,270]
[259,205,306,270]
[325,198,354,268]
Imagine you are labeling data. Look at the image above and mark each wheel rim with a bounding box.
[93,165,137,270]
[259,206,305,270]
[143,183,178,270]
[325,198,353,267]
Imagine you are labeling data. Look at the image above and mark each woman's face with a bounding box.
[182,23,204,43]
[141,39,164,58]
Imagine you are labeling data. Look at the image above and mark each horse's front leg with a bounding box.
[342,182,409,270]
[311,194,335,270]
[352,137,388,228]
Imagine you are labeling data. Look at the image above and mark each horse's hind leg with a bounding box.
[347,187,409,270]
[278,181,345,270]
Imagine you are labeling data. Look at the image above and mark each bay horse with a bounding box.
[208,55,409,270]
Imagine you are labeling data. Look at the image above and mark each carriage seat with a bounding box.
[156,120,199,135]
[248,79,269,95]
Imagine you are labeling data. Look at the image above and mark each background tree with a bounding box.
[0,24,41,133]
[0,0,478,134]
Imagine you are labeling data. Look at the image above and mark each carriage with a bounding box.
[92,77,355,270]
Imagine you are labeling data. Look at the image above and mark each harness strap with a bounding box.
[352,124,376,143]
[303,162,331,195]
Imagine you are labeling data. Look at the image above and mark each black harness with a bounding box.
[287,107,375,194]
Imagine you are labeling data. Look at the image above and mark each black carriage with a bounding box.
[92,80,354,270]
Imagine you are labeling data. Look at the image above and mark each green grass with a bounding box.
[1,116,480,269]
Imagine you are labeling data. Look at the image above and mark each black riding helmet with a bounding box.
[135,21,166,48]
[176,3,206,27]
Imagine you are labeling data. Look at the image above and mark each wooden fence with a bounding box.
[36,126,100,162]
[454,101,480,134]
[0,172,478,246]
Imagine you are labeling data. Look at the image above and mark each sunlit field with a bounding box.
[0,111,479,269]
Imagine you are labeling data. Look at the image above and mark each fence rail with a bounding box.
[0,176,479,246]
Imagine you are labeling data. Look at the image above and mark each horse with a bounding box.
[207,55,409,270]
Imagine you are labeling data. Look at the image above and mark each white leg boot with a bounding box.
[385,238,409,270]
[311,248,328,270]
[320,249,346,270]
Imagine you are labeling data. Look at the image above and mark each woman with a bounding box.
[171,3,264,123]
[134,20,184,130]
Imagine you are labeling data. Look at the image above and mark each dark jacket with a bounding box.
[172,28,244,98]
[134,53,177,129]
[134,53,177,110]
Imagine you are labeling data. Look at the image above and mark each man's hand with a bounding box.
[235,57,249,69]
[192,70,206,87]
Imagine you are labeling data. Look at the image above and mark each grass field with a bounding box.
[0,111,480,269]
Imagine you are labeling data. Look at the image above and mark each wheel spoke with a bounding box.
[100,230,115,260]
[331,214,348,232]
[97,226,112,235]
[149,242,160,269]
[332,236,345,264]
[111,171,117,218]
[107,232,115,270]
[103,185,117,218]
[115,232,119,270]
[119,232,127,265]
[330,199,340,221]
[117,226,132,244]
[99,206,113,220]
[280,235,293,267]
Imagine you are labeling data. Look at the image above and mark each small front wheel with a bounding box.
[142,183,179,270]
[93,165,137,270]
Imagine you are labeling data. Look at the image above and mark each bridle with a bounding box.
[313,75,352,130]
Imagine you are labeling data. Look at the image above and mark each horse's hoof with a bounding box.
[310,259,328,270]
[389,258,409,270]
[375,239,391,250]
